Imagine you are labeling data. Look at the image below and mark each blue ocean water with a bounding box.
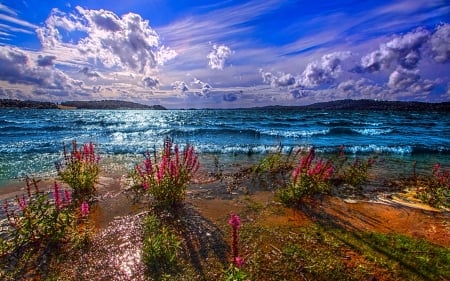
[1,109,449,183]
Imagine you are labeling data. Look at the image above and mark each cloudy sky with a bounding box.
[0,0,449,108]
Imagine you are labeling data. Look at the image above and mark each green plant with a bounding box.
[223,263,250,281]
[416,163,450,208]
[251,148,296,190]
[130,137,199,207]
[1,178,75,255]
[142,214,182,278]
[278,148,333,206]
[332,145,375,188]
[56,141,100,202]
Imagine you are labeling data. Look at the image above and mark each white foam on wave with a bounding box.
[352,128,393,136]
[258,128,329,138]
[346,145,413,154]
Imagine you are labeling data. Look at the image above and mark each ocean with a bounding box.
[1,109,449,186]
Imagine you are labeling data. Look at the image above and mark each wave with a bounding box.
[105,143,450,156]
[351,128,393,136]
[258,128,329,138]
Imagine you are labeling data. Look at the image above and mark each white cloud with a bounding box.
[207,44,232,70]
[299,52,351,87]
[36,6,177,75]
[0,4,17,16]
[191,78,212,95]
[0,13,38,30]
[387,67,434,94]
[0,45,86,99]
[337,78,387,99]
[171,80,189,93]
[431,23,450,63]
[361,27,430,71]
[260,70,296,88]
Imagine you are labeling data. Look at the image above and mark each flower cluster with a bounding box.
[291,148,333,184]
[1,178,75,255]
[132,138,199,207]
[56,141,100,202]
[80,201,90,217]
[279,148,334,205]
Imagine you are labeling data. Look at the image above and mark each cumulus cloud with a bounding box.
[337,78,386,99]
[430,23,450,63]
[142,76,159,89]
[388,68,434,94]
[191,78,212,95]
[36,6,177,75]
[207,44,232,70]
[361,28,430,72]
[171,80,189,93]
[260,70,296,88]
[0,46,84,96]
[299,52,351,87]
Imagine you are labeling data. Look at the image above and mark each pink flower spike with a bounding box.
[234,256,245,268]
[54,182,62,209]
[144,157,153,175]
[142,181,149,190]
[80,201,89,217]
[18,195,27,211]
[229,213,241,229]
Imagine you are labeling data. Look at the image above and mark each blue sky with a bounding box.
[0,0,449,108]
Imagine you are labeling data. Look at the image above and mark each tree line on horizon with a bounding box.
[1,98,450,111]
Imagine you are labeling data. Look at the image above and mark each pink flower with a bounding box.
[144,156,153,175]
[228,213,241,229]
[80,201,89,217]
[18,195,27,211]
[54,182,62,210]
[142,181,149,190]
[229,213,241,261]
[136,164,144,177]
[324,166,334,180]
[234,256,245,268]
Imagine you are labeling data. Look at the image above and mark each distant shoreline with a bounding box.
[1,98,449,111]
[0,99,166,110]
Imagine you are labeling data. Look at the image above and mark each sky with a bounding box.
[0,0,449,108]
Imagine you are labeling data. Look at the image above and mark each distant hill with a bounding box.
[0,99,58,109]
[60,100,166,110]
[256,99,450,111]
[0,99,166,110]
